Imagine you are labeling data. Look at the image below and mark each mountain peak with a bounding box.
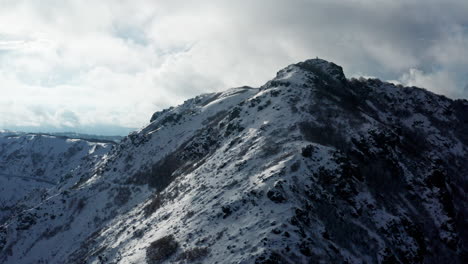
[270,58,346,89]
[295,58,346,83]
[2,58,467,264]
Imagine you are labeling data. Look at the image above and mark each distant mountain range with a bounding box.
[0,130,123,143]
[1,59,467,263]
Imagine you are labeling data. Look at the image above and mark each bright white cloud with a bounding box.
[0,0,467,135]
[399,69,460,97]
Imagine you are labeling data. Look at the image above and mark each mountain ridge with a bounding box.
[0,132,114,224]
[0,58,467,264]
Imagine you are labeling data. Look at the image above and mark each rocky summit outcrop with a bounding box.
[0,59,467,264]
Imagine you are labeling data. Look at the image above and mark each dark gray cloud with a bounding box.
[0,0,467,134]
[219,0,468,84]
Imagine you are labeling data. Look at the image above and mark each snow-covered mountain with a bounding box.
[0,59,467,263]
[0,132,114,222]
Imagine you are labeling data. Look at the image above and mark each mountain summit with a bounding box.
[1,59,467,264]
[295,58,346,81]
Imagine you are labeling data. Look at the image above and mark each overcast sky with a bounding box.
[1,0,467,135]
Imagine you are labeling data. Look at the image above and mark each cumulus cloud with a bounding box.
[400,69,460,97]
[0,0,467,134]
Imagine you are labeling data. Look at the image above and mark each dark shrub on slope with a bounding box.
[177,247,210,261]
[146,235,179,264]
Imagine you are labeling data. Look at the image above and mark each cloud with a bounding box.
[400,69,460,97]
[0,0,467,134]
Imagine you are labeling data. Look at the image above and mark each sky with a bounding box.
[1,0,467,135]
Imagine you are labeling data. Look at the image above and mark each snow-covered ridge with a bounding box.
[0,132,114,222]
[0,59,467,264]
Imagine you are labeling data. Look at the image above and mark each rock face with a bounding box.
[0,59,467,264]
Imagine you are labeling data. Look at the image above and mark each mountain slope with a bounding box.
[0,132,114,222]
[1,59,467,264]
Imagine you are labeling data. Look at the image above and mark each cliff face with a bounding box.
[1,59,467,264]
